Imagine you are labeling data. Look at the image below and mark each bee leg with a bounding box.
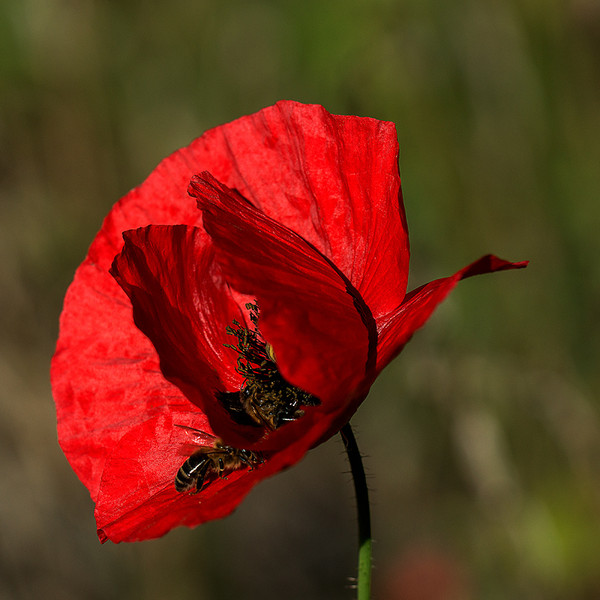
[241,451,263,471]
[192,461,211,494]
[217,457,228,480]
[239,453,252,470]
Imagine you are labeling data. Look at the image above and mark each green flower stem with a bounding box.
[340,423,372,600]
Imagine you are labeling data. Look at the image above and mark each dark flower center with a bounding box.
[218,302,321,430]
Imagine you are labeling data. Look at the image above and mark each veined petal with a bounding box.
[95,409,331,543]
[94,412,257,542]
[87,101,409,308]
[377,255,529,372]
[50,117,215,499]
[190,172,375,445]
[109,224,268,447]
[51,260,195,502]
[187,101,409,319]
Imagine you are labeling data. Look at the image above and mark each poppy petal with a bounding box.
[50,117,214,498]
[186,101,409,319]
[92,101,408,317]
[376,255,529,371]
[95,411,262,542]
[109,224,272,448]
[95,407,332,542]
[190,172,375,417]
[51,257,202,501]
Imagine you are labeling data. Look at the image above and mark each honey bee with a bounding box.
[174,426,263,494]
[219,382,319,431]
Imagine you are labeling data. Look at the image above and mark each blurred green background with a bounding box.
[1,0,599,598]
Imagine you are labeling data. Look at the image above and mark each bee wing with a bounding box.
[173,424,217,455]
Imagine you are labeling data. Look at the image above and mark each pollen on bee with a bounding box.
[265,342,276,363]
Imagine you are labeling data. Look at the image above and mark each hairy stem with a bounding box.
[340,423,372,600]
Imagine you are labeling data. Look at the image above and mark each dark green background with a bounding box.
[1,0,599,598]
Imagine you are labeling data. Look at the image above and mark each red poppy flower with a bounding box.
[51,101,527,543]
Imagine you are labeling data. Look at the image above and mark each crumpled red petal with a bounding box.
[51,123,209,501]
[185,101,410,321]
[94,411,260,543]
[191,173,373,394]
[110,225,264,442]
[51,259,195,502]
[94,404,346,542]
[189,172,374,450]
[376,255,529,372]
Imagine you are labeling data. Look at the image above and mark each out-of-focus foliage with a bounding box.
[1,0,599,598]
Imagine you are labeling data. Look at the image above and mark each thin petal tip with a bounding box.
[459,254,529,280]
